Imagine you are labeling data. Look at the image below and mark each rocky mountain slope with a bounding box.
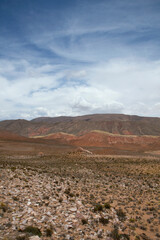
[1,114,160,137]
[1,114,160,152]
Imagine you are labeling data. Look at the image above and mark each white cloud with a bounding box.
[0,0,160,119]
[1,56,160,120]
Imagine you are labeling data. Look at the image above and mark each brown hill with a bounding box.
[0,129,28,141]
[70,131,160,149]
[42,132,76,142]
[38,130,160,150]
[1,114,160,138]
[1,114,160,154]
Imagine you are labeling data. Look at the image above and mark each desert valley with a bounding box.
[1,0,160,239]
[0,114,159,240]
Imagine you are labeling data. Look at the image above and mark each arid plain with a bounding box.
[0,114,160,240]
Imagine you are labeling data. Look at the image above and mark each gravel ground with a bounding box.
[0,154,160,240]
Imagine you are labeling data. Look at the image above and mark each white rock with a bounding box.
[27,207,33,214]
[29,236,41,240]
[77,200,82,205]
[46,211,51,215]
[70,207,77,212]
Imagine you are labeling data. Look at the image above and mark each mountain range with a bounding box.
[1,114,160,137]
[1,114,160,153]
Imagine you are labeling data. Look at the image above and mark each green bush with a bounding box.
[94,203,103,212]
[23,226,42,237]
[81,218,88,224]
[129,217,135,223]
[0,202,8,212]
[99,217,109,225]
[104,202,111,209]
[46,228,53,237]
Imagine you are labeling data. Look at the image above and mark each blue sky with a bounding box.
[0,0,160,119]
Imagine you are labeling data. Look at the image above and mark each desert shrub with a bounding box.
[43,195,49,200]
[94,203,103,212]
[16,235,26,240]
[46,228,53,237]
[99,217,109,225]
[69,192,74,197]
[149,207,155,211]
[120,233,130,240]
[110,227,121,240]
[13,196,19,201]
[129,217,135,223]
[135,236,140,240]
[64,188,70,195]
[110,227,130,239]
[23,226,42,237]
[11,167,16,172]
[0,202,8,212]
[116,208,126,221]
[81,218,88,224]
[90,194,94,199]
[59,197,63,203]
[104,202,111,209]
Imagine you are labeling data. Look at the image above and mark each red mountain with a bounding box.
[0,114,160,153]
[1,114,160,137]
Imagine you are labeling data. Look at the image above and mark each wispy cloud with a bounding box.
[0,0,160,119]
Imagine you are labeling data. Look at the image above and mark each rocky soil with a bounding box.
[0,154,160,240]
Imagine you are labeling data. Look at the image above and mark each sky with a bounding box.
[0,0,160,120]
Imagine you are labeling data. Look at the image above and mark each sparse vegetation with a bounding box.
[0,202,8,212]
[23,226,42,237]
[81,218,88,224]
[104,202,111,209]
[12,196,19,201]
[116,208,126,221]
[110,227,121,240]
[93,203,103,212]
[129,217,135,223]
[16,235,26,240]
[99,216,109,225]
[0,153,159,239]
[45,228,53,237]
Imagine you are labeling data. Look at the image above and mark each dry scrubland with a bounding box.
[0,153,160,240]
